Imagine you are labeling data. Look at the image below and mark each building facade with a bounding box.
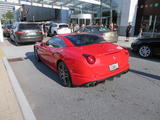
[135,0,160,35]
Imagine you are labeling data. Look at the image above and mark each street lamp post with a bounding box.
[0,19,4,42]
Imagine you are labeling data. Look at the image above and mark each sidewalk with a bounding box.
[117,36,137,48]
[0,48,23,120]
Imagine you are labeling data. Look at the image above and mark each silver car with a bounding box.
[75,26,118,43]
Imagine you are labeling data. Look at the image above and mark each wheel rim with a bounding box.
[58,63,70,86]
[139,46,151,57]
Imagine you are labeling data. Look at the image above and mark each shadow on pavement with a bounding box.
[25,52,65,87]
[130,69,160,81]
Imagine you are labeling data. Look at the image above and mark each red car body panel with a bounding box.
[35,33,130,86]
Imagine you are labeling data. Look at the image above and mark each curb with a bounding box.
[2,57,36,120]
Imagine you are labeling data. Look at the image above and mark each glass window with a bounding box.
[65,34,106,46]
[19,24,40,30]
[52,24,57,27]
[59,25,68,28]
[47,37,66,47]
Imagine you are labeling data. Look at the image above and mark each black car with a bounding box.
[75,26,118,43]
[131,37,160,58]
[3,24,12,37]
[10,22,43,45]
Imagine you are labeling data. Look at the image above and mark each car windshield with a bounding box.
[59,25,68,28]
[65,34,106,46]
[19,24,40,30]
[91,27,110,32]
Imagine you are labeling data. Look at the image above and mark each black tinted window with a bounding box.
[19,24,40,30]
[59,25,68,28]
[48,37,66,47]
[65,34,106,46]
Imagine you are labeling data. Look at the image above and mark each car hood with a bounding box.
[80,43,121,56]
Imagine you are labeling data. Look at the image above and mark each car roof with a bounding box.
[15,22,39,25]
[52,23,68,25]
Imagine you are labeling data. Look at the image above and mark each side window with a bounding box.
[48,37,66,48]
[84,28,90,32]
[52,24,57,27]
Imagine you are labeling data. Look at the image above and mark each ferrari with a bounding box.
[34,33,130,87]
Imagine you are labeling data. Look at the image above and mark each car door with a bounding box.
[45,37,66,70]
[150,38,160,55]
[37,43,50,65]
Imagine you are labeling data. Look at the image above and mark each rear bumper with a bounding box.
[71,64,130,86]
[16,36,43,43]
[4,32,10,37]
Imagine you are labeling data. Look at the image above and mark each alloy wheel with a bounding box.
[139,45,151,58]
[58,62,72,87]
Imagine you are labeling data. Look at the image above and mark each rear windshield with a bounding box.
[65,34,106,46]
[6,25,12,29]
[59,25,68,28]
[19,24,40,30]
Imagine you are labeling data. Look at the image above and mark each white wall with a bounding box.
[119,0,138,36]
[0,20,4,42]
[120,0,131,27]
[128,0,138,27]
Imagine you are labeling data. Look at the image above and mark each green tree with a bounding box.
[1,11,13,24]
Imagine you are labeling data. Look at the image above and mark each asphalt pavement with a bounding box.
[1,37,160,120]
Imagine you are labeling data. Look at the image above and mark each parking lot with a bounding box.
[1,38,160,120]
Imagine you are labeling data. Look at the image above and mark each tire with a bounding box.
[15,41,19,46]
[34,47,41,62]
[57,61,72,87]
[138,45,152,58]
[54,31,57,36]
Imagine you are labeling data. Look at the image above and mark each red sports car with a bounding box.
[34,33,130,87]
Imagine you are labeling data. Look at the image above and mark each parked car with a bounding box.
[75,26,118,43]
[131,37,160,58]
[3,24,13,37]
[10,22,43,45]
[48,23,71,36]
[34,33,130,87]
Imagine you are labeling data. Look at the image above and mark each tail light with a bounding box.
[83,54,96,64]
[15,31,25,34]
[6,29,10,32]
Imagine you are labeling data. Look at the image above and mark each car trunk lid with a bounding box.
[80,42,121,56]
[80,43,129,76]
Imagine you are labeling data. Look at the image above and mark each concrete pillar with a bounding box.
[119,0,138,36]
[0,20,4,42]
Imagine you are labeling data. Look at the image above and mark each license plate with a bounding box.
[109,63,119,71]
[28,32,36,35]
